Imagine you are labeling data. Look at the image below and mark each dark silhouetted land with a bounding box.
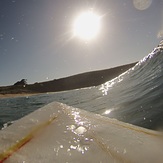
[0,62,137,98]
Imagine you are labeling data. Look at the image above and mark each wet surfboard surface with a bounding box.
[0,102,163,163]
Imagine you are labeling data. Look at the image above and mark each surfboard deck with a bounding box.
[0,102,163,163]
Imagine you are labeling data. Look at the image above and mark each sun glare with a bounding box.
[73,11,101,40]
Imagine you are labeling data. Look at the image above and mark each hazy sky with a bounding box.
[0,0,163,86]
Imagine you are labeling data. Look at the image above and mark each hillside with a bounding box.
[0,62,137,95]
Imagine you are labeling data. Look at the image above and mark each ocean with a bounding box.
[0,40,163,131]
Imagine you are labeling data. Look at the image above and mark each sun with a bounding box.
[73,11,101,40]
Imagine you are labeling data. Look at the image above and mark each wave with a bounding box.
[97,40,163,130]
[1,40,163,131]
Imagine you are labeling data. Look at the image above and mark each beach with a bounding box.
[0,93,39,99]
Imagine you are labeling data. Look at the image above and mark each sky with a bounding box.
[0,0,163,86]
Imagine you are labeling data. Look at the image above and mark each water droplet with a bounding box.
[74,126,87,135]
[70,145,77,150]
[60,145,63,149]
[67,148,70,152]
[67,125,76,131]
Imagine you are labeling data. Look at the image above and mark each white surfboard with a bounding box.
[0,102,163,163]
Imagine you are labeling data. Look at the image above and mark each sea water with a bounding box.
[0,41,163,131]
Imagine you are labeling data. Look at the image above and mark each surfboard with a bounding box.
[0,102,163,163]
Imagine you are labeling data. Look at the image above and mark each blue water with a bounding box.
[1,41,163,131]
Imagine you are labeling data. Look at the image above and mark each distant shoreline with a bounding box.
[0,93,39,99]
[0,62,137,98]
